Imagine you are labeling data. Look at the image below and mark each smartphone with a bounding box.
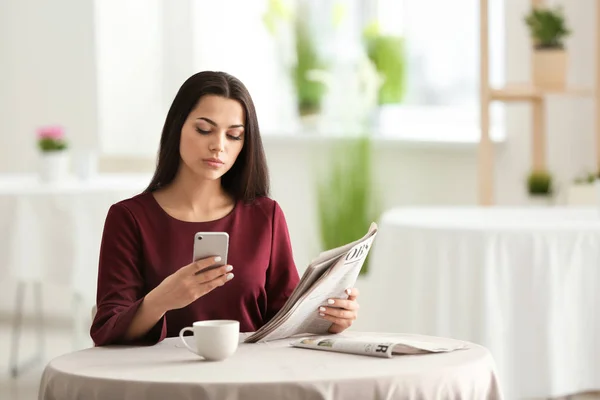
[192,232,229,272]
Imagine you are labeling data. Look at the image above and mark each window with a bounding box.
[95,0,506,156]
[371,0,506,142]
[96,0,291,156]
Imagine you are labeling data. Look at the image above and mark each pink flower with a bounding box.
[37,125,64,140]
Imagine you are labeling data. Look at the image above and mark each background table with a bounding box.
[354,207,600,399]
[0,173,151,375]
[39,332,502,400]
[0,173,150,285]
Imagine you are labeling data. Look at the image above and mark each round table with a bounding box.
[354,207,600,399]
[39,332,503,400]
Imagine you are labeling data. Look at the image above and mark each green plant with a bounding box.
[363,23,406,105]
[316,136,380,275]
[262,0,328,116]
[524,6,570,49]
[527,170,553,195]
[573,172,597,184]
[293,18,328,116]
[262,0,291,35]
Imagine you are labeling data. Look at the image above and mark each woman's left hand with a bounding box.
[318,288,360,334]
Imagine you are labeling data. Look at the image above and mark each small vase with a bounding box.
[73,150,98,180]
[38,151,70,182]
[566,183,596,205]
[532,48,567,90]
[528,194,553,207]
[299,112,322,134]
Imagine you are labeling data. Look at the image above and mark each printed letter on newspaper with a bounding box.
[291,334,469,358]
[244,223,378,343]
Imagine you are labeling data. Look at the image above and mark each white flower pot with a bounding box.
[528,194,553,207]
[38,151,69,182]
[566,184,596,205]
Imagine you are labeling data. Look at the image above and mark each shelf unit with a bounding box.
[478,0,600,205]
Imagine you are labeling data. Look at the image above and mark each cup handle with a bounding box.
[179,327,197,354]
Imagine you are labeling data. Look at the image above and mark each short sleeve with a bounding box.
[90,203,167,346]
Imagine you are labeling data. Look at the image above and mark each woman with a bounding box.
[90,71,360,346]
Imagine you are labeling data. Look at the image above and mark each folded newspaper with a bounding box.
[244,222,378,343]
[291,335,469,358]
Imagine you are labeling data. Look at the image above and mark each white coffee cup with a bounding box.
[179,320,240,361]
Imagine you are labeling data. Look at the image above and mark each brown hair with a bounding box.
[144,71,269,202]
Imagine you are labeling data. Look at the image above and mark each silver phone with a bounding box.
[192,232,229,271]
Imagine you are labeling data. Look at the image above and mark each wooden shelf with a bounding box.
[478,0,600,206]
[490,85,595,102]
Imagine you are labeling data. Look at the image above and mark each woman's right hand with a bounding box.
[146,256,234,313]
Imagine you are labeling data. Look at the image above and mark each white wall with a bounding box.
[0,0,598,323]
[0,0,98,173]
[95,0,165,156]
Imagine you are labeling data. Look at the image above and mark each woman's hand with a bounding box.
[318,288,360,334]
[146,256,234,313]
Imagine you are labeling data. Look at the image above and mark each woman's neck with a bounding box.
[154,167,235,222]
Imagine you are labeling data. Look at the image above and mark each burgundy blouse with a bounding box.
[90,193,300,346]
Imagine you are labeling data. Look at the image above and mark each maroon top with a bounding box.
[90,192,300,346]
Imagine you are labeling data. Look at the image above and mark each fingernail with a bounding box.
[327,299,335,305]
[226,273,234,280]
[319,307,326,312]
[319,313,325,317]
[225,265,233,272]
[346,289,352,295]
[215,256,222,262]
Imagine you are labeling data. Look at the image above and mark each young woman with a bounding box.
[90,71,360,346]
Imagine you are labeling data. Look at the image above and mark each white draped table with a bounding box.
[39,332,503,400]
[354,207,600,399]
[0,173,151,375]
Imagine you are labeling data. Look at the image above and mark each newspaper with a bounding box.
[291,335,469,358]
[244,222,378,343]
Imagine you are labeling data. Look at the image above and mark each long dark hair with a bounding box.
[143,71,269,202]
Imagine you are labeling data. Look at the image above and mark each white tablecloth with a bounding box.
[0,173,151,302]
[355,207,600,399]
[39,332,503,400]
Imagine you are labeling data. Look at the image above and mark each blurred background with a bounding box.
[1,0,599,399]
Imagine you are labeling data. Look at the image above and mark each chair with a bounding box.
[9,281,44,378]
[9,283,95,378]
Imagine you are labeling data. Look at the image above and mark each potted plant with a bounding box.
[315,135,380,275]
[527,169,554,205]
[567,172,597,205]
[262,0,328,130]
[37,125,69,182]
[595,169,600,209]
[293,17,328,121]
[362,22,406,132]
[524,6,571,90]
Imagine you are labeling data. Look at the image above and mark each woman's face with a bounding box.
[179,95,245,181]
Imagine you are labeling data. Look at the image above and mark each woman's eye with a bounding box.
[196,128,210,135]
[227,135,242,141]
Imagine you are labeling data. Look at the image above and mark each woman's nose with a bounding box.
[209,132,225,152]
